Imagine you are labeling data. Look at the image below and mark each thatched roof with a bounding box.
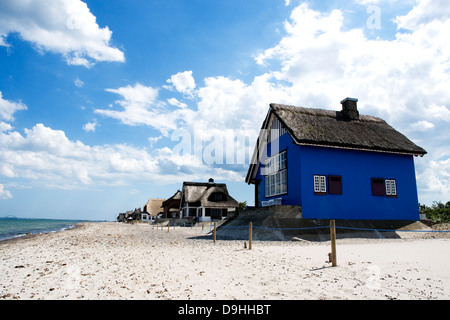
[271,103,426,155]
[183,182,212,203]
[199,185,239,208]
[246,100,427,184]
[181,180,238,208]
[144,198,165,216]
[162,190,181,208]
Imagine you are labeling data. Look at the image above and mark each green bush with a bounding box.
[419,201,450,224]
[238,201,247,211]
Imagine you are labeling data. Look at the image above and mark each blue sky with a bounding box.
[1,0,450,220]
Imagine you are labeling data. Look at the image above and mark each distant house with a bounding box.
[117,212,126,222]
[180,178,239,222]
[117,208,142,223]
[245,98,427,221]
[143,198,165,221]
[131,208,142,221]
[161,190,181,218]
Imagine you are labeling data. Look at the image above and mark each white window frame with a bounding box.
[314,175,327,194]
[264,151,288,197]
[385,179,397,197]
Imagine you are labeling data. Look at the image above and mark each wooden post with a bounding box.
[249,222,253,250]
[168,223,170,233]
[330,220,337,267]
[213,222,217,244]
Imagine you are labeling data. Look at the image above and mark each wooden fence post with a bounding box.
[249,222,253,250]
[213,222,217,244]
[330,220,337,267]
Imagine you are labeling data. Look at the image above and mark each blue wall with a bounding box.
[256,134,420,220]
[299,146,419,220]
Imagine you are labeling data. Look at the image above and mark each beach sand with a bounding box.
[1,221,449,300]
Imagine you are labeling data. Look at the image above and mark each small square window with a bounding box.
[371,178,386,196]
[328,175,342,195]
[314,175,327,195]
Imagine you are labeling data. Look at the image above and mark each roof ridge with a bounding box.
[270,103,385,123]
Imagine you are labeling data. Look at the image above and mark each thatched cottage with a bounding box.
[180,179,239,222]
[245,98,427,220]
[161,190,181,218]
[143,198,165,221]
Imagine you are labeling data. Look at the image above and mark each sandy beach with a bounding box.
[1,221,449,300]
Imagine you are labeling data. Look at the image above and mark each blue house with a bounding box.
[245,98,427,221]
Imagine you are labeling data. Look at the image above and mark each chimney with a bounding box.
[208,178,214,184]
[340,97,359,120]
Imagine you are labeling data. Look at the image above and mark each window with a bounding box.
[210,192,226,201]
[313,175,342,195]
[328,175,343,195]
[372,178,397,197]
[371,178,386,196]
[210,209,223,219]
[264,151,286,175]
[314,175,327,195]
[385,179,397,197]
[264,151,288,197]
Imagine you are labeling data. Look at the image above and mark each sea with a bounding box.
[0,217,87,242]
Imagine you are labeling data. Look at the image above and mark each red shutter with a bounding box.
[371,178,386,196]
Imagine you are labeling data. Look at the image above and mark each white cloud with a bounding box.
[425,104,450,121]
[95,83,194,136]
[167,98,188,109]
[106,83,159,106]
[0,0,125,67]
[407,120,435,132]
[395,0,450,30]
[0,123,155,187]
[0,122,244,189]
[82,120,98,132]
[417,158,450,200]
[0,91,27,121]
[0,122,13,132]
[166,71,196,96]
[253,1,450,123]
[0,184,12,199]
[148,135,163,147]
